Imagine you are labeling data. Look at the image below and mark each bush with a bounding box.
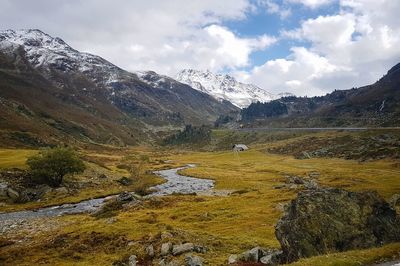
[26,147,86,187]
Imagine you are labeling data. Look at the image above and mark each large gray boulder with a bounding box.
[275,188,400,262]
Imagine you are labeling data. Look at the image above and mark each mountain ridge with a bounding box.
[176,69,291,108]
[0,29,238,147]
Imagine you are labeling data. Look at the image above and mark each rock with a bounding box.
[98,174,107,179]
[185,254,203,266]
[193,245,207,254]
[239,246,265,262]
[390,194,400,207]
[146,244,155,258]
[128,255,137,266]
[259,250,283,265]
[161,242,173,256]
[6,188,19,200]
[275,188,400,262]
[117,191,133,202]
[227,254,238,264]
[0,183,8,197]
[172,243,194,256]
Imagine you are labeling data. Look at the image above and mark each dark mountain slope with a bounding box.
[0,29,237,146]
[241,63,400,127]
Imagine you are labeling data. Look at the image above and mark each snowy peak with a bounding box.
[176,69,276,108]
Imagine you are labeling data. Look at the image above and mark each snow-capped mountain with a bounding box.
[176,69,289,108]
[0,29,237,145]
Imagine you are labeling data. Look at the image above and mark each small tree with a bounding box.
[27,147,86,187]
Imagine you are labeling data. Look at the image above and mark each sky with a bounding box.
[1,0,400,96]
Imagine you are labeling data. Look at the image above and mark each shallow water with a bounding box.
[0,164,213,221]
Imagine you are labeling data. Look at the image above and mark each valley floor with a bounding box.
[0,130,400,265]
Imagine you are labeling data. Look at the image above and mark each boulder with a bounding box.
[259,250,283,265]
[227,254,238,264]
[390,194,400,208]
[146,244,155,258]
[128,255,137,266]
[275,188,400,262]
[239,246,266,262]
[161,242,173,256]
[185,254,203,266]
[172,243,194,256]
[98,174,107,179]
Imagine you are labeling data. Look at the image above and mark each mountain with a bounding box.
[176,69,287,108]
[0,29,238,147]
[240,63,400,127]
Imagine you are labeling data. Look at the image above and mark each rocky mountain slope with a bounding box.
[176,69,290,108]
[0,29,238,147]
[240,62,400,127]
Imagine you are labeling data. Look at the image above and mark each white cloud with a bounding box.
[242,0,400,96]
[287,0,336,9]
[0,0,275,75]
[257,0,292,19]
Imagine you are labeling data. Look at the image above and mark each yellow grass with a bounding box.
[0,148,38,169]
[1,146,399,265]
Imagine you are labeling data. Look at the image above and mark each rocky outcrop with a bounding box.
[275,188,400,262]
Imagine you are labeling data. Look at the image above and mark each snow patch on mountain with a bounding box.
[176,69,291,108]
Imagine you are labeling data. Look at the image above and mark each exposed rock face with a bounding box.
[275,188,400,262]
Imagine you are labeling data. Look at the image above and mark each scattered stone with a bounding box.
[128,255,137,266]
[0,183,8,198]
[6,188,19,200]
[240,246,265,262]
[185,254,203,266]
[275,188,400,262]
[146,244,155,258]
[390,194,400,208]
[172,243,194,256]
[259,250,283,265]
[161,242,173,256]
[193,245,207,254]
[227,254,238,264]
[117,191,133,202]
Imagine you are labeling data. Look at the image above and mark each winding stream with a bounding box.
[0,164,213,221]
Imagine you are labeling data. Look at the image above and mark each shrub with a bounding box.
[26,147,86,187]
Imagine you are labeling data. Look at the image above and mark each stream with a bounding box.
[0,164,213,221]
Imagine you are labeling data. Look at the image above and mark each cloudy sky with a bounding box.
[1,0,400,96]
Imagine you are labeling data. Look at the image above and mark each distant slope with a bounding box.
[176,69,290,108]
[240,63,400,127]
[0,29,238,147]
